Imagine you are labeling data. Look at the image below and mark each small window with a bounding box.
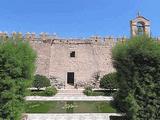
[70,51,75,57]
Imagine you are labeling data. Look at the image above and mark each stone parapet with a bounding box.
[0,32,129,45]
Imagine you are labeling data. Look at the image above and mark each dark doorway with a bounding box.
[67,72,74,85]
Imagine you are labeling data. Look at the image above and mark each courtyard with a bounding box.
[24,88,122,120]
[0,1,160,119]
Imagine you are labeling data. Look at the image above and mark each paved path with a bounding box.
[56,89,85,97]
[26,96,113,101]
[26,113,122,120]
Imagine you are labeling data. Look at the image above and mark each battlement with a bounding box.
[1,32,160,45]
[0,32,129,45]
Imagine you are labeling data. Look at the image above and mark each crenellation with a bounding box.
[40,32,48,41]
[18,32,23,38]
[31,32,36,40]
[90,36,102,44]
[0,32,8,38]
[0,32,129,46]
[104,37,115,46]
[25,32,36,41]
[25,32,31,40]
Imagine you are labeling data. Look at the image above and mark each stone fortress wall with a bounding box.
[0,15,158,88]
[1,31,160,87]
[0,32,129,86]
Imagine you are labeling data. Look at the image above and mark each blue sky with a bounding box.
[0,0,160,38]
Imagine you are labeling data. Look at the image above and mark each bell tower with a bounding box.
[130,13,150,37]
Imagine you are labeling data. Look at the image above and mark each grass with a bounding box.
[25,101,117,113]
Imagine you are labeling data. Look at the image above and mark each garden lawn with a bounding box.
[26,101,117,113]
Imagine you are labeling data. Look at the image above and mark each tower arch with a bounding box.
[130,13,150,37]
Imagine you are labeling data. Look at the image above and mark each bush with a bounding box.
[44,87,57,96]
[83,86,93,96]
[30,90,45,96]
[33,74,51,90]
[112,36,160,120]
[30,87,57,96]
[91,90,105,96]
[100,72,118,91]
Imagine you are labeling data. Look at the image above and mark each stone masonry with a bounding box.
[0,15,154,88]
[30,36,118,87]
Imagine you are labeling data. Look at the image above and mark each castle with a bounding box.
[0,15,155,88]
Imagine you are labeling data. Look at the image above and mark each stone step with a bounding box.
[57,92,84,95]
[57,93,84,95]
[58,89,84,93]
[56,94,85,97]
[58,92,83,94]
[55,94,86,97]
[56,89,85,97]
[56,93,84,96]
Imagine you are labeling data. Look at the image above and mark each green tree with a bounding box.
[33,74,51,90]
[100,72,117,92]
[0,37,36,120]
[112,36,160,120]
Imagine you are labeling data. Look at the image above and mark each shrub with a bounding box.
[44,87,57,96]
[33,74,51,90]
[100,72,118,91]
[30,90,45,96]
[30,87,57,96]
[83,86,93,96]
[112,36,160,120]
[91,90,105,96]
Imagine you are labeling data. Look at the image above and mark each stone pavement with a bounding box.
[26,113,122,120]
[26,96,113,101]
[56,89,85,97]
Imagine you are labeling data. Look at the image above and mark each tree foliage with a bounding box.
[112,36,160,120]
[100,72,117,90]
[33,74,51,90]
[0,38,36,119]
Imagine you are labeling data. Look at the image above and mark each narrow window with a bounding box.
[70,51,75,57]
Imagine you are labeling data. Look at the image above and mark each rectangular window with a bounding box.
[70,51,75,57]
